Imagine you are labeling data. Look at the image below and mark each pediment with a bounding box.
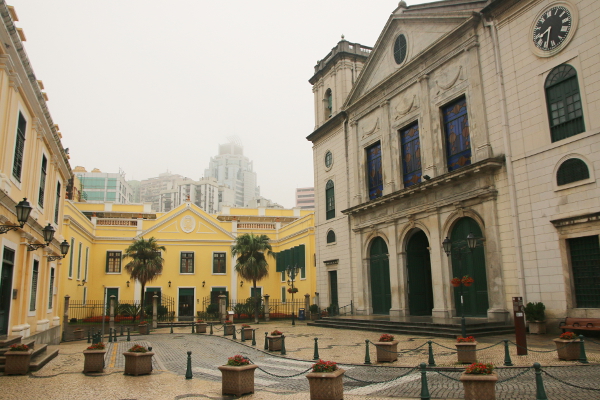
[138,203,235,241]
[346,12,475,107]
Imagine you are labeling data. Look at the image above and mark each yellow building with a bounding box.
[60,201,315,325]
[0,5,71,344]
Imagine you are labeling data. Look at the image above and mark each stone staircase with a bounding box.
[0,336,59,373]
[308,317,515,338]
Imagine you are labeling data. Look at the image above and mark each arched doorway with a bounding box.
[450,217,489,317]
[370,237,391,314]
[406,230,433,316]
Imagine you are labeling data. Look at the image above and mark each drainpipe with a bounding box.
[482,15,527,302]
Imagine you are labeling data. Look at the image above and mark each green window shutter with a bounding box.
[557,158,589,186]
[179,288,194,297]
[30,260,39,311]
[276,252,283,273]
[300,244,306,279]
[69,238,75,277]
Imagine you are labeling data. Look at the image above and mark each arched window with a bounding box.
[326,230,336,243]
[545,64,585,142]
[557,158,589,186]
[325,89,333,119]
[325,180,335,220]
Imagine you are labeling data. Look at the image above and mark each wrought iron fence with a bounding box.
[199,296,307,321]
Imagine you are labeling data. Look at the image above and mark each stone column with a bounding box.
[109,295,115,330]
[304,293,310,319]
[314,292,320,310]
[218,295,226,323]
[152,294,158,328]
[263,294,270,322]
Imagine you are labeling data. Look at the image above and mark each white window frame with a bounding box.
[28,255,40,317]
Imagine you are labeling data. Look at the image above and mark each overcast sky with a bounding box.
[11,0,435,208]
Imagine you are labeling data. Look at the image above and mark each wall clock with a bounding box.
[530,2,578,57]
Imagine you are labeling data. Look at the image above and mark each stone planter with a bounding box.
[554,339,580,360]
[306,368,345,400]
[4,350,33,375]
[224,324,235,335]
[196,323,208,333]
[123,351,154,376]
[83,350,106,373]
[73,329,85,340]
[374,340,399,362]
[460,371,498,400]
[456,342,478,364]
[218,364,258,396]
[268,335,283,351]
[241,327,253,340]
[528,321,546,334]
[138,324,150,335]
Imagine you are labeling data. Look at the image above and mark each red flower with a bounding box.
[379,334,395,342]
[450,277,461,287]
[270,330,283,336]
[457,336,475,343]
[227,355,250,366]
[312,359,338,373]
[465,362,494,375]
[559,332,577,340]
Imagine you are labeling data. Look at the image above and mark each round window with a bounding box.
[393,34,407,64]
[325,151,333,168]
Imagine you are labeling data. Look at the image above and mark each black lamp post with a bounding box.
[26,223,56,251]
[442,232,480,338]
[47,239,70,261]
[286,265,299,326]
[0,198,32,234]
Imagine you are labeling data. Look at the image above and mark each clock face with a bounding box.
[533,5,572,51]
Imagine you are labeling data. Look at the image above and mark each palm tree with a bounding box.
[231,233,273,323]
[123,237,166,322]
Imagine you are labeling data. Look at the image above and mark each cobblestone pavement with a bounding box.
[1,322,600,399]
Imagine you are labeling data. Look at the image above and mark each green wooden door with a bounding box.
[329,270,338,314]
[406,231,433,316]
[450,218,489,317]
[106,288,119,315]
[179,288,194,319]
[370,237,391,314]
[0,248,15,335]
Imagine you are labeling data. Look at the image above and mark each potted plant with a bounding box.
[217,355,258,397]
[123,344,154,376]
[554,331,580,360]
[83,342,106,373]
[373,334,399,363]
[196,319,208,334]
[224,320,235,335]
[461,275,475,287]
[451,277,462,287]
[268,330,283,351]
[460,362,497,400]
[4,343,33,375]
[306,359,345,400]
[287,287,298,294]
[241,324,253,340]
[138,321,150,335]
[309,304,320,320]
[456,336,478,364]
[524,302,546,334]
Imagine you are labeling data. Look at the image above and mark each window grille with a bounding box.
[545,64,585,142]
[557,158,589,186]
[30,260,39,311]
[367,142,383,200]
[443,97,471,172]
[568,236,600,308]
[327,230,336,243]
[326,180,335,220]
[400,122,421,187]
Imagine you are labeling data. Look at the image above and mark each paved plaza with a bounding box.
[1,322,600,399]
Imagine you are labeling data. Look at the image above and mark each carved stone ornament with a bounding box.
[436,65,463,93]
[180,215,196,234]
[394,94,418,120]
[361,118,380,139]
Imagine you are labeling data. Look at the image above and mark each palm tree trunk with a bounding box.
[253,279,259,324]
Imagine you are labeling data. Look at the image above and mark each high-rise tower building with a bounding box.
[137,171,189,211]
[204,139,260,207]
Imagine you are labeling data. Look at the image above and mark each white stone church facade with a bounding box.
[308,0,600,328]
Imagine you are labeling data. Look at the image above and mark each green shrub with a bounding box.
[524,302,545,322]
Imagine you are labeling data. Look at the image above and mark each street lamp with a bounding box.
[0,198,32,234]
[26,223,56,251]
[442,232,482,338]
[286,264,300,326]
[47,240,71,261]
